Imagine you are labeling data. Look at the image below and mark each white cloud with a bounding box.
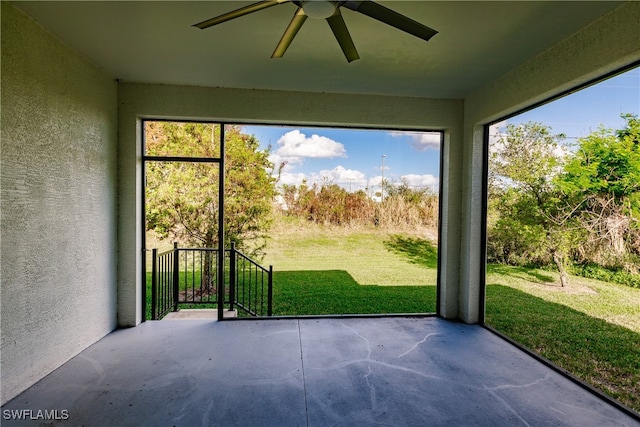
[275,130,347,162]
[268,153,302,173]
[300,166,367,191]
[391,131,441,151]
[278,171,307,187]
[400,174,438,189]
[316,165,366,184]
[369,175,383,187]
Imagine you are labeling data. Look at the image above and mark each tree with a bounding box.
[558,114,640,270]
[145,122,276,258]
[488,122,578,286]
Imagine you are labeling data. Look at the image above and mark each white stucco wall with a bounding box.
[117,83,465,325]
[458,1,640,323]
[1,3,118,404]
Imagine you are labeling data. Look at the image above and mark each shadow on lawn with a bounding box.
[486,263,555,284]
[272,270,436,316]
[383,234,438,269]
[485,284,640,413]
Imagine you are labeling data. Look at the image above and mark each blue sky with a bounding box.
[244,125,442,195]
[244,66,639,194]
[495,67,640,141]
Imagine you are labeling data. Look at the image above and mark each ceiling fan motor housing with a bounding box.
[299,0,337,19]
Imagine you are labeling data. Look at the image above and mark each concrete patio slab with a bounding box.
[2,317,638,426]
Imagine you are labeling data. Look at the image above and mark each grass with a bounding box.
[486,264,640,334]
[272,270,436,315]
[262,216,438,287]
[262,217,438,315]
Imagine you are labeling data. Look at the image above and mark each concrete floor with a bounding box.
[2,317,638,426]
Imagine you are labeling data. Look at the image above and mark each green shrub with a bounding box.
[571,263,640,289]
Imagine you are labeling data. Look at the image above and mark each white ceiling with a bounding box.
[14,1,624,98]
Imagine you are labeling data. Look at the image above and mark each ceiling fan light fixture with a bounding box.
[302,0,336,19]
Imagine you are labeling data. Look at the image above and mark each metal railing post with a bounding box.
[173,242,179,312]
[229,242,236,312]
[151,249,158,320]
[267,265,273,316]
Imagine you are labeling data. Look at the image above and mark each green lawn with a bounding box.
[262,218,438,287]
[486,264,640,334]
[272,270,436,315]
[262,219,438,315]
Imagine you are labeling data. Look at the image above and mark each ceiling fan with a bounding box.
[193,0,438,63]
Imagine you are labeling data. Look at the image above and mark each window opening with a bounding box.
[484,65,640,413]
[245,124,442,316]
[142,121,225,320]
[142,121,442,319]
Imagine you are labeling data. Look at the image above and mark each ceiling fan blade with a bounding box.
[193,0,288,29]
[326,10,359,63]
[272,7,308,58]
[343,1,438,42]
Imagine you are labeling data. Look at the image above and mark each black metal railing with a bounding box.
[149,243,272,320]
[229,243,273,317]
[177,247,221,305]
[150,243,179,320]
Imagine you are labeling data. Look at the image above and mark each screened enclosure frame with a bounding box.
[141,120,445,318]
[141,120,226,321]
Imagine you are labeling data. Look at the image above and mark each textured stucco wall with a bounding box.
[1,3,118,404]
[458,1,640,323]
[117,83,465,325]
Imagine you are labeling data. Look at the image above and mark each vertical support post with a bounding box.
[151,248,158,320]
[267,265,273,317]
[142,248,147,322]
[229,242,236,312]
[173,242,179,312]
[217,124,226,321]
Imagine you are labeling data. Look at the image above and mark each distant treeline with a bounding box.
[278,180,438,230]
